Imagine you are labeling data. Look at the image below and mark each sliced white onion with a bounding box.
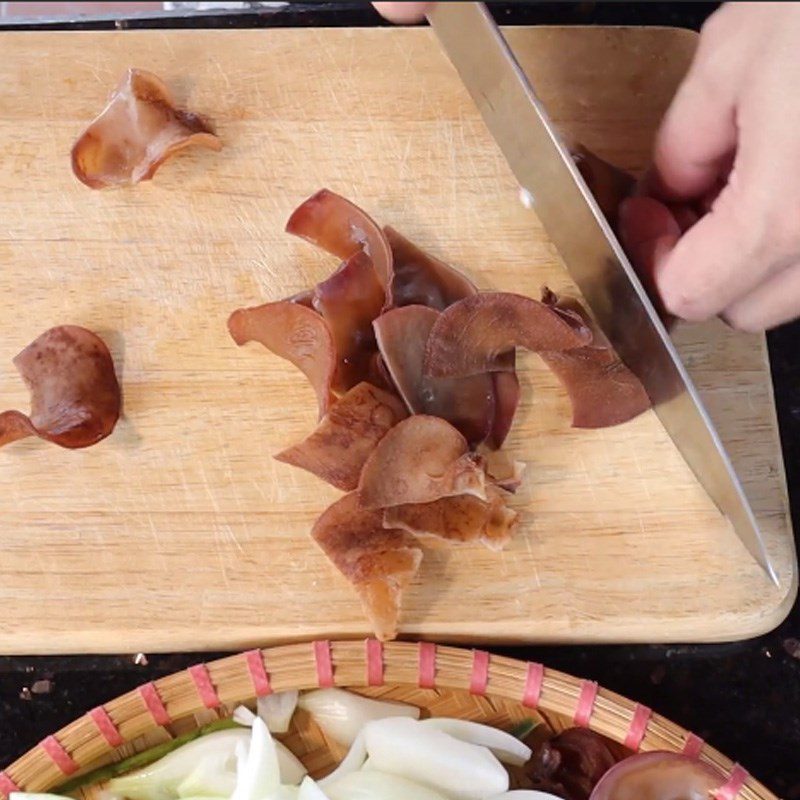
[421,718,532,766]
[318,731,368,789]
[298,688,419,746]
[324,770,451,800]
[233,706,257,727]
[266,788,300,800]
[11,795,73,800]
[259,691,300,734]
[488,793,566,800]
[275,741,308,785]
[109,729,251,800]
[231,717,281,800]
[297,777,332,800]
[363,717,509,800]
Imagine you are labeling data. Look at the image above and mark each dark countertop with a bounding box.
[2,2,799,797]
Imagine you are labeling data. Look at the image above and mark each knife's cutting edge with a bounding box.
[428,1,778,586]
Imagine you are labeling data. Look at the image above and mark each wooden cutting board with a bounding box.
[0,26,795,654]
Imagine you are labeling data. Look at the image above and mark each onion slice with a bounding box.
[275,382,407,491]
[324,770,451,800]
[363,717,509,800]
[420,718,532,766]
[424,292,592,379]
[299,688,419,747]
[0,326,120,450]
[228,301,335,418]
[311,493,422,641]
[71,68,221,189]
[358,415,486,510]
[258,691,300,735]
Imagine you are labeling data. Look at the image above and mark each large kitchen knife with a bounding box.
[428,1,778,584]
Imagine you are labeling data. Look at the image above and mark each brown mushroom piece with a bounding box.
[528,728,620,800]
[385,226,478,310]
[479,445,526,494]
[384,484,517,551]
[424,292,592,379]
[489,357,521,450]
[0,326,121,450]
[374,305,495,447]
[312,492,422,642]
[313,251,385,393]
[540,288,651,428]
[71,68,221,189]
[227,301,336,417]
[589,752,727,800]
[275,382,408,491]
[358,415,486,510]
[286,189,394,294]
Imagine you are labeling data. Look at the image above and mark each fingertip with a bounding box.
[372,2,432,23]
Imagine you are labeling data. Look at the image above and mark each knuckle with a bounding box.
[661,286,715,323]
[722,307,765,334]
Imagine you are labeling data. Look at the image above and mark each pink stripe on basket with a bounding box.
[314,640,334,687]
[418,642,436,688]
[244,650,272,697]
[682,733,705,759]
[573,680,599,727]
[365,639,384,686]
[522,662,544,708]
[714,765,749,800]
[40,735,78,776]
[88,706,124,748]
[623,704,651,750]
[139,682,171,726]
[188,664,221,709]
[0,772,20,797]
[470,650,490,695]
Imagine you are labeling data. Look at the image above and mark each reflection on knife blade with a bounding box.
[427,1,778,584]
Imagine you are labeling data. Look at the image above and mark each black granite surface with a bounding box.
[3,2,800,798]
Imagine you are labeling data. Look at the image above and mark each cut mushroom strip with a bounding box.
[384,485,517,552]
[374,305,495,447]
[385,226,478,310]
[488,356,520,450]
[313,251,385,393]
[228,300,335,418]
[71,68,221,189]
[0,326,121,449]
[312,492,422,642]
[275,382,408,491]
[540,289,650,428]
[286,189,394,294]
[424,292,592,379]
[479,446,526,494]
[358,415,486,510]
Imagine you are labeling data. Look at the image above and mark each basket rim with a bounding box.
[1,639,778,800]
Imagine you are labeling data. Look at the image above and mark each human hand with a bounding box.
[620,2,800,332]
[372,2,432,23]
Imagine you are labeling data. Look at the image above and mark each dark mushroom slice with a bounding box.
[0,326,120,450]
[71,68,221,189]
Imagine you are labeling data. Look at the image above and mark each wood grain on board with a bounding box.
[0,26,794,653]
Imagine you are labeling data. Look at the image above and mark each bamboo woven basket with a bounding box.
[1,640,777,800]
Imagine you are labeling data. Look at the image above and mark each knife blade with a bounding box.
[427,1,778,584]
